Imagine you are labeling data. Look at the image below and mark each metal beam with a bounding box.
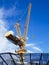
[19,53,24,65]
[39,53,42,65]
[9,53,17,65]
[24,3,32,41]
[30,53,32,65]
[0,55,8,65]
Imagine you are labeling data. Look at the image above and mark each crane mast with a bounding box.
[24,3,32,41]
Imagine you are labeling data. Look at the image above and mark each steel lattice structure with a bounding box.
[0,53,49,65]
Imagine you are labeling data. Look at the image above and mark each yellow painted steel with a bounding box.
[5,31,14,37]
[15,49,26,54]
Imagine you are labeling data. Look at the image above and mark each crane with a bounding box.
[5,3,32,65]
[5,3,32,54]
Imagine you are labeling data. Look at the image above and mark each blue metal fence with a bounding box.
[0,53,49,65]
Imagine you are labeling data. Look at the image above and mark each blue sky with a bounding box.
[0,0,49,53]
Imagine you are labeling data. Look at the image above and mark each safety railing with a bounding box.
[0,53,49,65]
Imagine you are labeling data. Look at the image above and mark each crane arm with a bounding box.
[15,23,22,38]
[24,3,32,41]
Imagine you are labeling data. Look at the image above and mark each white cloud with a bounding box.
[0,8,4,19]
[26,44,35,47]
[0,19,17,53]
[26,37,28,40]
[0,7,21,53]
[0,6,22,20]
[26,43,42,53]
[0,7,43,53]
[0,7,13,53]
[27,49,34,53]
[0,8,17,53]
[0,8,14,53]
[3,6,23,19]
[4,43,19,53]
[0,8,8,52]
[4,7,17,18]
[32,46,42,52]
